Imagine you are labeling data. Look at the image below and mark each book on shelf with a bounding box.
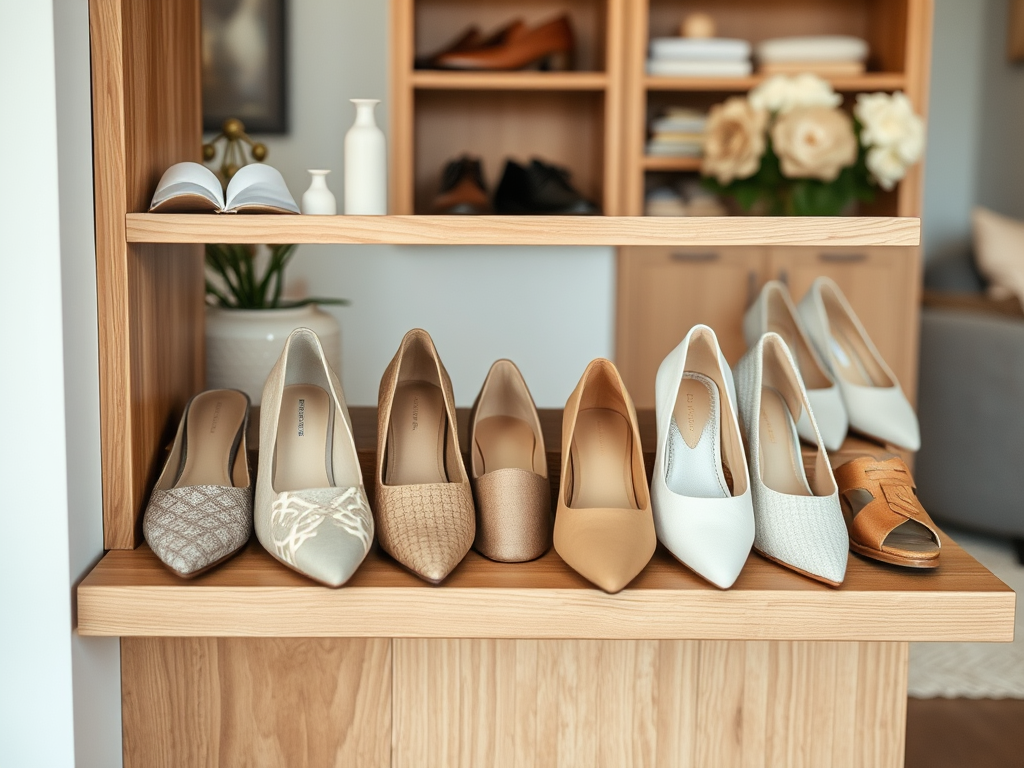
[149,162,300,214]
[647,59,753,77]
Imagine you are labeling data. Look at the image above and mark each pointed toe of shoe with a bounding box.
[801,385,848,451]
[375,482,476,583]
[473,469,552,562]
[259,487,374,587]
[753,491,849,586]
[841,383,920,451]
[653,491,755,589]
[554,508,657,594]
[143,486,253,577]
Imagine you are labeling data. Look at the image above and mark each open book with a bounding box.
[149,162,300,214]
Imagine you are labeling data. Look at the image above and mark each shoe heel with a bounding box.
[539,49,574,72]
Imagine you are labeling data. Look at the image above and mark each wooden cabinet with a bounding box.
[617,246,922,408]
[616,246,766,407]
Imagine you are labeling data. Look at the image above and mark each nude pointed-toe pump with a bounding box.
[375,329,475,583]
[470,359,552,562]
[553,359,656,593]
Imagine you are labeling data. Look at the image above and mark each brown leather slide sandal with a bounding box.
[834,456,941,568]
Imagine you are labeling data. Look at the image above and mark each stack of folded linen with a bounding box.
[646,107,707,157]
[645,180,727,217]
[647,37,752,77]
[755,36,869,76]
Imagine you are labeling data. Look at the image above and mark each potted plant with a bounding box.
[700,74,925,216]
[205,242,347,403]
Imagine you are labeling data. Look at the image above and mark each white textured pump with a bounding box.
[744,280,848,451]
[796,277,920,451]
[652,325,754,589]
[736,333,849,586]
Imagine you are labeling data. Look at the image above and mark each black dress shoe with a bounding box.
[431,156,491,214]
[493,159,600,215]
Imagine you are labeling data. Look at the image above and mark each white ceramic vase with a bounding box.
[205,305,341,405]
[344,99,387,215]
[301,169,337,215]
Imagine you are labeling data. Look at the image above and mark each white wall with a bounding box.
[259,0,615,407]
[922,0,1024,263]
[54,0,124,764]
[0,2,77,765]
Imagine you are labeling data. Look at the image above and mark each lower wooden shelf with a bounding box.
[78,534,1013,640]
[77,407,1014,641]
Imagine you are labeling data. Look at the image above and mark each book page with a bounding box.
[149,162,224,211]
[225,164,299,214]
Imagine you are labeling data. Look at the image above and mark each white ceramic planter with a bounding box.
[205,305,341,405]
[301,169,337,215]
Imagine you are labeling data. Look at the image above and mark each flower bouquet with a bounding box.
[701,74,925,216]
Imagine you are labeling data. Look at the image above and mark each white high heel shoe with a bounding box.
[736,333,849,586]
[744,280,848,451]
[255,328,374,587]
[797,277,920,451]
[652,325,754,589]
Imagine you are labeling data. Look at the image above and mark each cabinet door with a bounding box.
[616,246,767,408]
[768,247,922,399]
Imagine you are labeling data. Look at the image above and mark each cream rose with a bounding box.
[855,92,925,158]
[771,106,857,181]
[866,145,907,190]
[749,73,842,114]
[702,97,768,184]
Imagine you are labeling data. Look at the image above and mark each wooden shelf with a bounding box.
[125,213,921,247]
[411,70,609,91]
[642,155,702,171]
[644,72,908,93]
[77,535,1013,640]
[77,406,1014,640]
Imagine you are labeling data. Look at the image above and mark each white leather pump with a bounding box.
[797,277,920,451]
[652,325,754,589]
[744,280,848,451]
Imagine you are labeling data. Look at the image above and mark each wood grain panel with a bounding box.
[391,639,908,768]
[91,0,205,548]
[410,71,609,90]
[124,213,922,246]
[389,0,414,213]
[121,637,391,768]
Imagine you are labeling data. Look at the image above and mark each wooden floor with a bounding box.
[906,698,1024,768]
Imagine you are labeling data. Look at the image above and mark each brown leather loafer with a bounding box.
[835,456,941,568]
[431,156,491,214]
[435,15,574,71]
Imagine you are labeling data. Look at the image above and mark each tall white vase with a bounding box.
[344,99,387,215]
[301,169,337,215]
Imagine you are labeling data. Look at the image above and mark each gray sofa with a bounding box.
[915,251,1024,550]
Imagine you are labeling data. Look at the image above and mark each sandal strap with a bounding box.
[834,457,941,552]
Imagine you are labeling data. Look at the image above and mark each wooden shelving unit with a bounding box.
[84,1,1014,766]
[643,72,908,92]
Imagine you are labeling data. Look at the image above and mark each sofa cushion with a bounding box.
[973,206,1024,304]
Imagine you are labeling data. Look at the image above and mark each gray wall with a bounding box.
[923,0,1024,263]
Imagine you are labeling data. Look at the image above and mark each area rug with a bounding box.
[909,527,1023,698]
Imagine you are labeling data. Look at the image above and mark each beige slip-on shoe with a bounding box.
[553,359,656,593]
[375,329,475,584]
[143,389,252,578]
[469,359,551,562]
[255,328,374,588]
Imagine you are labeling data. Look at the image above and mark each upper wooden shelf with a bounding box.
[645,72,907,92]
[125,214,921,247]
[411,70,608,91]
[77,535,1013,641]
[643,155,703,172]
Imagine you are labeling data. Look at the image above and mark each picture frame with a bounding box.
[202,0,288,134]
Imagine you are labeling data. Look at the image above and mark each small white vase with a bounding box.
[344,99,387,215]
[301,169,337,215]
[205,305,341,405]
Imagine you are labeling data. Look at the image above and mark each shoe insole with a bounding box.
[826,303,891,388]
[386,380,448,486]
[274,384,333,492]
[569,408,638,510]
[475,415,536,474]
[176,390,248,488]
[758,387,812,496]
[665,373,730,498]
[843,489,939,553]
